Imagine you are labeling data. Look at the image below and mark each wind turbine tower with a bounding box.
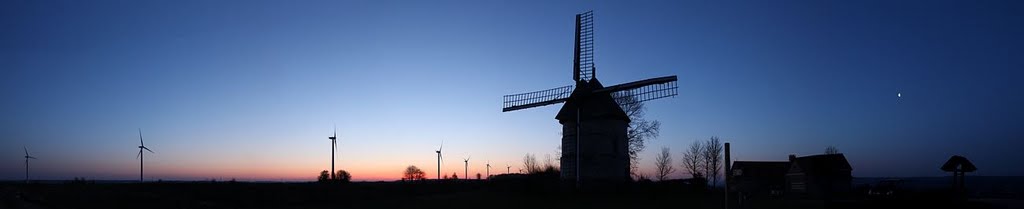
[435,141,443,179]
[136,129,155,182]
[24,147,36,183]
[486,161,491,178]
[463,156,470,179]
[328,125,338,180]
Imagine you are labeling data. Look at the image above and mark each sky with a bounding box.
[2,0,1022,181]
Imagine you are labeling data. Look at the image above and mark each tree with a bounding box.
[825,145,840,155]
[523,153,542,174]
[452,173,458,180]
[317,170,330,182]
[335,170,351,183]
[476,173,481,180]
[682,140,704,180]
[403,165,426,181]
[615,94,661,177]
[655,147,676,181]
[703,136,723,187]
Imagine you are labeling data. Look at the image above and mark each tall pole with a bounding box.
[437,154,441,179]
[464,161,468,179]
[724,143,731,209]
[140,149,144,182]
[331,139,335,180]
[25,159,29,183]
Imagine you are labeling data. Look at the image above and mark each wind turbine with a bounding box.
[328,125,337,180]
[435,141,443,179]
[24,147,37,183]
[462,156,471,179]
[136,129,154,182]
[506,164,511,174]
[486,161,491,178]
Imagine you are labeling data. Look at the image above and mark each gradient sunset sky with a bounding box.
[2,0,1022,181]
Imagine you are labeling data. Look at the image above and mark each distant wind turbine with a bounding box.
[136,129,155,182]
[24,147,37,183]
[435,141,444,179]
[328,125,338,180]
[506,164,511,174]
[463,156,471,179]
[486,161,491,178]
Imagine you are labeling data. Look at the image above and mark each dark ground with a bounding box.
[1,179,1018,209]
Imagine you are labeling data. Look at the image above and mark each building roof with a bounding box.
[790,154,852,175]
[941,155,977,172]
[733,161,789,178]
[555,78,630,123]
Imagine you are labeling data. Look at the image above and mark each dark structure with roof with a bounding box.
[941,155,976,197]
[499,11,678,187]
[731,161,790,199]
[556,79,631,182]
[785,154,853,198]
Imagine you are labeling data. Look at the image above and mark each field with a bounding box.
[1,178,1019,209]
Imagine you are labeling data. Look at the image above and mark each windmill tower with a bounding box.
[463,156,470,179]
[328,125,338,180]
[435,141,443,179]
[501,11,678,187]
[486,161,491,178]
[136,129,155,182]
[24,147,37,183]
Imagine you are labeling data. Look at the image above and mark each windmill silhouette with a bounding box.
[506,164,511,174]
[462,156,470,179]
[501,11,677,186]
[24,147,37,183]
[486,161,491,178]
[328,125,338,180]
[435,141,443,179]
[136,129,154,182]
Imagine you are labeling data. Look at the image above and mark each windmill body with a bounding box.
[463,157,470,179]
[501,11,677,186]
[435,142,443,179]
[329,126,337,180]
[136,129,155,182]
[24,147,36,183]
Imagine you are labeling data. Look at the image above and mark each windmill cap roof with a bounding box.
[941,155,977,172]
[555,79,630,123]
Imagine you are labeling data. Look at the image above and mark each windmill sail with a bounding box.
[574,11,595,82]
[502,85,574,112]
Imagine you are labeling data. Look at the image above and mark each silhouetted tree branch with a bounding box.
[317,170,330,182]
[523,153,542,174]
[335,170,351,183]
[615,93,661,178]
[682,140,704,181]
[655,147,675,181]
[704,136,723,187]
[403,166,426,181]
[825,145,840,155]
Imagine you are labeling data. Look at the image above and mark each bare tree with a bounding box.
[403,166,426,181]
[615,93,661,177]
[655,147,676,181]
[704,136,723,187]
[523,153,542,174]
[682,140,704,180]
[825,145,840,155]
[335,170,352,183]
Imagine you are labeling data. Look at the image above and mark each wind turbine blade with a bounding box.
[143,147,154,153]
[137,150,142,159]
[28,156,37,159]
[139,128,144,146]
[24,146,28,156]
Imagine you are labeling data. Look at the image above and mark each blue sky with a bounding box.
[1,0,1022,181]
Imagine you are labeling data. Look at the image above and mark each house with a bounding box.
[731,161,790,199]
[785,154,853,198]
